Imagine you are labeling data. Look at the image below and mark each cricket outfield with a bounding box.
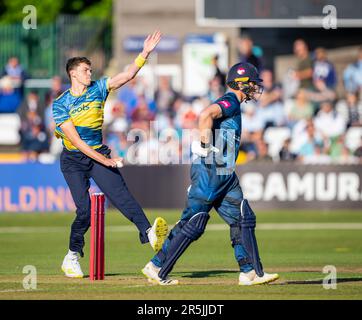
[0,209,361,300]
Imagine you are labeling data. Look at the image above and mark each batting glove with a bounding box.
[191,141,219,157]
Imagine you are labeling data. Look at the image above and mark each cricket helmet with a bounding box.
[226,62,263,102]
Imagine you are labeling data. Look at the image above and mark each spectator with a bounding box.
[133,129,160,165]
[19,111,49,161]
[211,54,226,89]
[237,36,263,71]
[279,138,297,161]
[18,90,45,121]
[297,121,330,164]
[240,104,263,161]
[314,100,346,139]
[179,104,198,130]
[117,78,140,119]
[107,132,129,159]
[154,75,179,117]
[0,76,22,113]
[254,139,272,162]
[327,134,358,164]
[313,47,337,89]
[131,95,155,130]
[285,89,314,127]
[242,104,264,135]
[306,78,337,110]
[258,69,285,127]
[353,137,362,163]
[106,101,129,134]
[173,98,193,131]
[292,39,313,89]
[45,76,65,106]
[343,46,362,94]
[1,56,27,96]
[206,76,224,102]
[336,91,362,127]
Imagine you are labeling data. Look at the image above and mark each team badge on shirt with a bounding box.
[219,100,231,108]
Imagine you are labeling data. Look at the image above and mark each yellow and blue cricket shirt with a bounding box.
[52,77,110,151]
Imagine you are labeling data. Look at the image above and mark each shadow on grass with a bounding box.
[84,273,138,278]
[177,270,236,278]
[175,270,362,285]
[276,277,362,285]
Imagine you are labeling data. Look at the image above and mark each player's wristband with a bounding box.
[135,54,147,68]
[201,141,210,149]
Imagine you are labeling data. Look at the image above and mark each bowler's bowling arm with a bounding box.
[60,120,113,166]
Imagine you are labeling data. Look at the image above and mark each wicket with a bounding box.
[90,193,105,280]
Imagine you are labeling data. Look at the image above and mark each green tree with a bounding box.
[0,0,112,24]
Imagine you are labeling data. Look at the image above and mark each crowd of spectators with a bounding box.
[1,38,362,165]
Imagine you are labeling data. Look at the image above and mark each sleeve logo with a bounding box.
[219,100,231,108]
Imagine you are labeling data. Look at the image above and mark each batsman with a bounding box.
[142,62,279,285]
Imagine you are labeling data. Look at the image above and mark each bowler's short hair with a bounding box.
[66,57,91,79]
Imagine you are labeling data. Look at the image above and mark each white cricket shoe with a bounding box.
[61,253,84,278]
[148,217,168,252]
[141,261,179,286]
[239,270,279,286]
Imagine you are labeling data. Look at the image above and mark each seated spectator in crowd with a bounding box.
[313,47,337,89]
[18,90,46,121]
[0,76,22,113]
[343,46,362,94]
[130,129,161,165]
[105,101,129,135]
[279,138,297,161]
[206,76,224,102]
[1,56,27,96]
[179,105,198,130]
[258,69,285,127]
[154,75,179,117]
[353,137,362,164]
[19,111,49,161]
[157,131,181,165]
[242,104,264,135]
[314,100,346,139]
[107,132,129,160]
[240,104,264,161]
[117,78,140,119]
[131,95,155,130]
[211,54,226,89]
[305,78,336,111]
[297,121,330,164]
[285,89,314,127]
[328,134,358,164]
[336,91,362,127]
[292,39,314,90]
[45,76,65,106]
[237,35,263,71]
[254,139,272,162]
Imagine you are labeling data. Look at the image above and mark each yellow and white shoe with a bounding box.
[61,253,84,278]
[141,261,179,286]
[239,270,279,286]
[148,217,168,252]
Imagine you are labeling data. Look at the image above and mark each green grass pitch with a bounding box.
[0,209,361,299]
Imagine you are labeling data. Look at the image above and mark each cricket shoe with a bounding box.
[141,261,179,286]
[238,270,279,286]
[61,253,84,278]
[148,217,168,252]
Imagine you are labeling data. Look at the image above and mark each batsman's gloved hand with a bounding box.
[191,141,219,157]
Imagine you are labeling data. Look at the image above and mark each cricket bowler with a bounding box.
[142,62,279,285]
[52,31,168,278]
